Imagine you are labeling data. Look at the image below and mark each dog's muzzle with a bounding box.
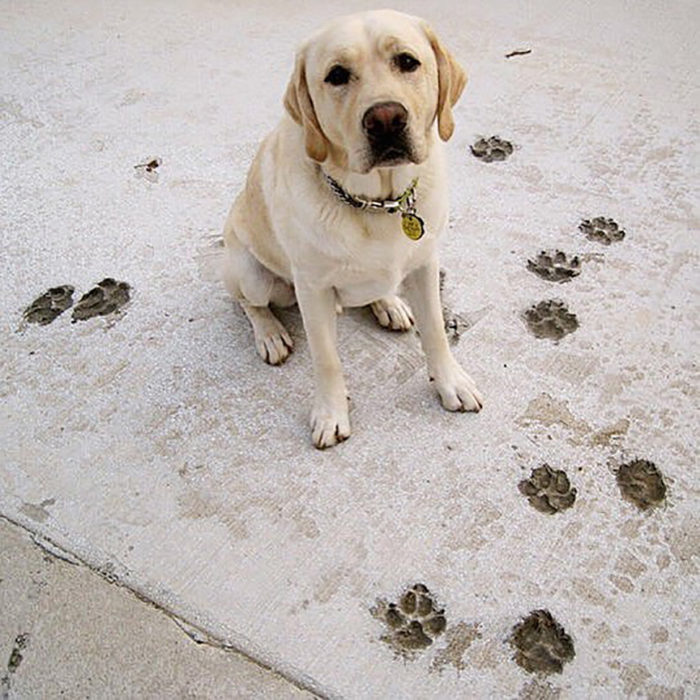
[362,101,412,167]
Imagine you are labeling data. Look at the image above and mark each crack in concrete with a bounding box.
[0,514,327,699]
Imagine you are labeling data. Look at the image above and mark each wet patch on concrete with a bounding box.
[510,610,575,675]
[519,465,576,514]
[616,459,667,510]
[134,157,161,183]
[72,278,131,322]
[19,498,56,523]
[579,217,626,245]
[22,286,74,326]
[373,583,446,656]
[517,393,591,444]
[470,136,514,162]
[431,621,481,672]
[590,418,630,447]
[1,633,29,697]
[527,251,581,283]
[524,300,578,340]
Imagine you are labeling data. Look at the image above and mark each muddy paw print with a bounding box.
[439,269,471,344]
[72,278,131,322]
[616,459,666,510]
[375,583,446,655]
[519,465,577,514]
[23,286,74,326]
[510,610,575,675]
[470,136,514,162]
[524,300,578,340]
[527,250,581,283]
[579,217,625,245]
[444,313,471,344]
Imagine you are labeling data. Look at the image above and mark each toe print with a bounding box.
[519,465,577,514]
[524,300,578,341]
[374,583,447,655]
[579,217,625,245]
[470,136,514,162]
[23,286,74,326]
[510,610,575,674]
[616,459,667,510]
[72,278,131,322]
[527,250,581,283]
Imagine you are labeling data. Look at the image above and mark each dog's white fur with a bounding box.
[222,9,482,448]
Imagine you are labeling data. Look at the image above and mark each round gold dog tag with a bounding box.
[401,212,425,240]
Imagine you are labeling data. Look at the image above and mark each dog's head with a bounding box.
[284,10,466,173]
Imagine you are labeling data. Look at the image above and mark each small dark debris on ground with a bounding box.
[505,49,532,58]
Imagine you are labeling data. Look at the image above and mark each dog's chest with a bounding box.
[323,211,433,306]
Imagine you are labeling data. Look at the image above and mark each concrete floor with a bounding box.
[2,0,698,698]
[0,518,310,699]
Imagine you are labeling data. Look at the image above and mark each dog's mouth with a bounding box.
[366,137,415,170]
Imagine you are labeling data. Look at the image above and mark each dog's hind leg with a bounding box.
[222,237,294,365]
[240,302,293,366]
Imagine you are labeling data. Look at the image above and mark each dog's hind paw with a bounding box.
[243,304,293,366]
[256,328,293,366]
[370,296,414,331]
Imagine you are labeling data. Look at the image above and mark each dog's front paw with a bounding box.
[432,361,483,413]
[311,396,350,449]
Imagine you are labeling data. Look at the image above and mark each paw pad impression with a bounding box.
[527,250,581,283]
[524,300,578,340]
[72,278,131,322]
[375,583,446,654]
[579,217,625,245]
[519,465,577,514]
[616,459,667,510]
[440,269,471,344]
[510,609,575,674]
[470,136,514,162]
[23,286,74,325]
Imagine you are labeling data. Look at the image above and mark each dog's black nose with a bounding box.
[362,102,408,139]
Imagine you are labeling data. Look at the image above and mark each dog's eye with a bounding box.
[325,65,351,86]
[395,53,421,73]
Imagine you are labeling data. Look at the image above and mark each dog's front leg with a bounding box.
[295,284,350,449]
[403,256,483,412]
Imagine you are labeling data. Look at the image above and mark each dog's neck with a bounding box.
[321,162,419,202]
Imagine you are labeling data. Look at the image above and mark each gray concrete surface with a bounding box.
[0,518,311,699]
[1,0,698,698]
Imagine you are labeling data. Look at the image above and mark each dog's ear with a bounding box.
[422,23,467,142]
[284,50,329,162]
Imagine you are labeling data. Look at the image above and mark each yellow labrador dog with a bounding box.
[222,9,483,448]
